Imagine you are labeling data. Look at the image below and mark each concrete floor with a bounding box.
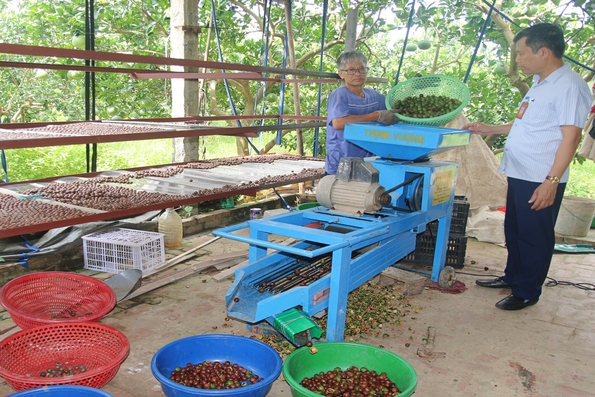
[1,228,594,397]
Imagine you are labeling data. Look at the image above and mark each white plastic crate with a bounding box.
[82,228,165,274]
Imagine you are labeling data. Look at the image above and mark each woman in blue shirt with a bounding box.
[325,51,399,175]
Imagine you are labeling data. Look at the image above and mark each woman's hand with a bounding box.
[377,110,400,125]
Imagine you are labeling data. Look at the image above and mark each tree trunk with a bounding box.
[284,0,303,156]
[171,0,200,162]
[476,1,531,151]
[344,8,358,51]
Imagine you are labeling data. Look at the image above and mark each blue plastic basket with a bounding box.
[151,334,282,397]
[8,386,114,396]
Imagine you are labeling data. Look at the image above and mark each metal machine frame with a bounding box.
[213,123,471,342]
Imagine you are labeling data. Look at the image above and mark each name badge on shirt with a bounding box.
[515,96,533,119]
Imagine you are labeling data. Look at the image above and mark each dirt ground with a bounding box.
[1,228,594,397]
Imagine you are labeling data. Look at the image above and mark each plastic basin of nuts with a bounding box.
[0,322,130,391]
[283,342,417,397]
[151,334,283,397]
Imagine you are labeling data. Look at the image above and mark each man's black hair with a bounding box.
[513,23,565,59]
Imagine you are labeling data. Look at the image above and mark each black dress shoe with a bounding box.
[495,295,538,311]
[475,276,511,289]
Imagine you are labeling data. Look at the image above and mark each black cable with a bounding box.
[454,271,595,292]
[545,277,595,291]
[455,271,502,278]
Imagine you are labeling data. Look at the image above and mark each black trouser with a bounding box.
[502,177,566,301]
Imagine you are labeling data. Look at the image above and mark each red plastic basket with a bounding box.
[0,272,116,329]
[0,322,130,391]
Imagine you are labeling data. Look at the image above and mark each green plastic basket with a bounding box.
[386,74,470,126]
[283,342,417,397]
[296,202,319,211]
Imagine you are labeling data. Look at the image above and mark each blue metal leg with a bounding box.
[249,226,268,262]
[324,246,351,341]
[431,214,452,282]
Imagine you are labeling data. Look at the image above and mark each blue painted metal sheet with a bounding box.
[344,122,470,160]
[213,133,466,342]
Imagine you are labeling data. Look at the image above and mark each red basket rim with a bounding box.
[0,271,117,326]
[0,322,130,385]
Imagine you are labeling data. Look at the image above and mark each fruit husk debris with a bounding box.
[313,282,415,339]
[251,282,417,358]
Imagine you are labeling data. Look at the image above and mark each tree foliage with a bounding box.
[0,0,593,181]
[0,0,172,124]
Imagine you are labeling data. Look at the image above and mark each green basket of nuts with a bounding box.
[283,342,417,397]
[386,74,470,126]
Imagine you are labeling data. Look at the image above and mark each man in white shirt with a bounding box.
[462,23,592,310]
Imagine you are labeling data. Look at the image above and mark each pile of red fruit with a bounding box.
[169,360,263,390]
[299,366,401,396]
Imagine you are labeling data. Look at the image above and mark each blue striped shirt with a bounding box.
[325,86,386,175]
[499,63,592,182]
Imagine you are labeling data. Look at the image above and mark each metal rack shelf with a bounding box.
[0,155,325,238]
[0,43,339,239]
[0,119,326,150]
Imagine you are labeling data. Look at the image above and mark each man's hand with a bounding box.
[528,182,557,211]
[462,122,494,135]
[377,110,400,125]
[461,121,513,136]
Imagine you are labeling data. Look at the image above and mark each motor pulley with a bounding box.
[316,158,391,215]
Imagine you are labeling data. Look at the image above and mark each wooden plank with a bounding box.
[377,267,427,296]
[142,236,220,277]
[212,257,247,270]
[212,259,248,282]
[121,251,246,301]
[0,324,18,336]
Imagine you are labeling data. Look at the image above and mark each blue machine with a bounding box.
[213,123,470,343]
